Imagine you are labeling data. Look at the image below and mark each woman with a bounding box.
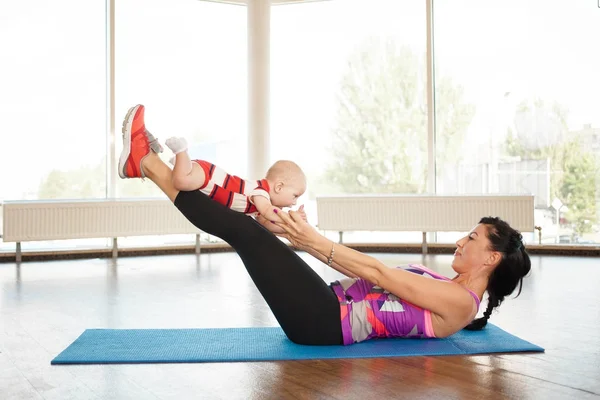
[119,106,531,345]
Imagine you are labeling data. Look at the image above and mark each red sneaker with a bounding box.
[118,104,163,179]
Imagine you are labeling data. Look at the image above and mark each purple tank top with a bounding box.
[330,264,481,345]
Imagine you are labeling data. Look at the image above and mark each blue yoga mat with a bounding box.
[51,324,543,365]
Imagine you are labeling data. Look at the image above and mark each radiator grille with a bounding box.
[2,200,200,242]
[316,195,535,233]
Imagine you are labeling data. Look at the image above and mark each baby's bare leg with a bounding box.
[166,137,206,191]
[172,153,206,191]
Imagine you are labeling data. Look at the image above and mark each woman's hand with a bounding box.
[275,209,321,249]
[275,232,305,250]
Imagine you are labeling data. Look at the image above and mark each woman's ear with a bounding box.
[485,251,502,267]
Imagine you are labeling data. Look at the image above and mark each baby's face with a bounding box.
[271,177,306,208]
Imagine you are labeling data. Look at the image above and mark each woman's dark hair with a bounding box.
[463,216,531,331]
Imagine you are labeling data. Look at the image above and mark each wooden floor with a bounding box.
[1,251,599,400]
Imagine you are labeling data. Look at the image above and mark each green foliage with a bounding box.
[38,163,106,199]
[504,99,597,234]
[38,158,165,200]
[323,38,475,194]
[559,140,598,234]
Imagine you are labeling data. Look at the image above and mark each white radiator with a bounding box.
[2,199,200,243]
[316,195,535,233]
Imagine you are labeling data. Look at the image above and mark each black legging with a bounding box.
[174,190,343,345]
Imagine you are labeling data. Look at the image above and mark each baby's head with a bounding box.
[265,160,306,208]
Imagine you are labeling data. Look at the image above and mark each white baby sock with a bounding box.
[165,137,188,154]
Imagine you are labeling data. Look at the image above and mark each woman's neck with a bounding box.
[452,272,488,301]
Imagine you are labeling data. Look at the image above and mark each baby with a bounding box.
[165,136,306,231]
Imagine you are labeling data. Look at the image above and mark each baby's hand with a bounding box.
[296,204,308,222]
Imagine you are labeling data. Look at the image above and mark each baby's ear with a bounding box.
[274,181,284,192]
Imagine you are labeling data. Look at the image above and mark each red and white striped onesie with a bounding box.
[193,160,270,216]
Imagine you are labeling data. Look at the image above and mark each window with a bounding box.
[0,0,106,201]
[271,0,427,242]
[113,0,247,248]
[434,0,600,245]
[0,0,247,252]
[115,0,248,199]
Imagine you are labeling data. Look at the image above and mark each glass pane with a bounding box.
[115,0,247,198]
[272,0,426,243]
[434,0,600,245]
[0,1,106,201]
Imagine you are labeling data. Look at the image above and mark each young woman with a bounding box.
[118,106,531,345]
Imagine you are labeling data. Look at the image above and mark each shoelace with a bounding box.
[146,130,163,153]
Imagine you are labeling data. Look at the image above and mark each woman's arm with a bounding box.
[255,214,287,234]
[275,211,475,327]
[301,245,359,278]
[257,212,358,278]
[277,233,359,278]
